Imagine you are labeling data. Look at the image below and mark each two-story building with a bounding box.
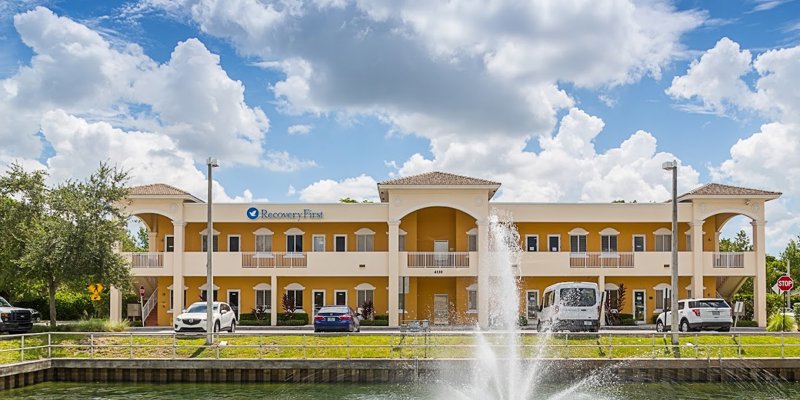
[110,171,780,327]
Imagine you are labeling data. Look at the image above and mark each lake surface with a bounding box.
[3,382,800,399]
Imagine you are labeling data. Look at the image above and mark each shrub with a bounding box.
[277,319,307,326]
[361,300,375,320]
[360,319,389,326]
[518,316,528,326]
[239,319,271,326]
[31,319,130,332]
[374,314,389,321]
[767,314,796,332]
[735,320,758,327]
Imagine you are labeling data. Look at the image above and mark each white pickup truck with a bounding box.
[0,296,34,334]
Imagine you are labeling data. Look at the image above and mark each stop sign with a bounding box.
[777,275,794,292]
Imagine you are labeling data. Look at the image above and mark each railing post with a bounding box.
[695,333,699,358]
[608,334,612,359]
[346,334,351,360]
[259,335,263,359]
[303,334,307,359]
[90,333,94,359]
[652,333,656,359]
[130,333,133,359]
[781,333,785,359]
[172,333,176,359]
[20,334,25,362]
[47,333,51,359]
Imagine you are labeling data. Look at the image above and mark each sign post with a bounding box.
[776,275,794,332]
[139,285,145,328]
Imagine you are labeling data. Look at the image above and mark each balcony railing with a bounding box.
[569,252,634,268]
[407,252,470,268]
[125,252,164,268]
[241,252,307,268]
[713,252,744,268]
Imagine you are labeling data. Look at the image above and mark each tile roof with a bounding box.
[129,183,194,197]
[378,171,500,186]
[680,183,782,198]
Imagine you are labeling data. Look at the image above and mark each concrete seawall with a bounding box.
[3,358,800,390]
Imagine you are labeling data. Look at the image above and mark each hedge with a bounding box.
[239,319,271,326]
[360,320,389,326]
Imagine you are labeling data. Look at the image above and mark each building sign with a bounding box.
[247,207,323,220]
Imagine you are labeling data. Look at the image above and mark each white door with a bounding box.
[434,240,449,266]
[434,294,449,325]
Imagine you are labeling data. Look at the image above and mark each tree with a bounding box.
[121,226,148,252]
[339,197,373,203]
[719,230,753,253]
[2,163,133,326]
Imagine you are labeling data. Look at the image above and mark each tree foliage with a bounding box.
[719,230,753,253]
[339,197,373,203]
[0,163,132,326]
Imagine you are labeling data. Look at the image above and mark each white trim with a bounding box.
[547,235,561,252]
[653,227,672,235]
[334,290,348,306]
[285,227,305,235]
[253,283,271,290]
[197,283,220,290]
[253,227,273,235]
[604,283,620,291]
[466,228,478,235]
[653,283,671,290]
[284,283,305,290]
[466,283,478,291]
[226,289,241,319]
[568,227,589,236]
[312,234,326,252]
[355,227,375,235]
[633,289,647,323]
[199,228,220,235]
[599,227,620,236]
[167,284,188,290]
[354,283,376,291]
[227,234,241,252]
[524,234,539,252]
[334,234,347,252]
[632,234,646,252]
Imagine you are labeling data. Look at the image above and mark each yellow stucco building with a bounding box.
[111,172,781,327]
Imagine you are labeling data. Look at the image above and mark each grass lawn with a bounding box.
[3,332,800,365]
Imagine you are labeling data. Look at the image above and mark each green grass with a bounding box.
[4,332,800,365]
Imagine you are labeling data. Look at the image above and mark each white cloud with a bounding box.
[262,150,316,172]
[299,174,379,202]
[287,124,312,135]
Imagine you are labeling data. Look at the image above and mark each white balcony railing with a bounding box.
[241,252,307,268]
[407,252,470,268]
[126,252,164,268]
[142,290,157,323]
[713,252,744,268]
[569,252,634,268]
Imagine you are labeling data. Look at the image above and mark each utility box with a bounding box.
[127,303,142,318]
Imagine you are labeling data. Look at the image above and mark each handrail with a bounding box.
[407,252,470,268]
[241,252,308,268]
[142,291,157,324]
[713,252,745,268]
[124,252,164,268]
[569,252,634,268]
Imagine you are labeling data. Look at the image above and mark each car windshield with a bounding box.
[0,297,11,307]
[186,303,219,313]
[318,307,349,314]
[559,288,597,307]
[697,300,729,308]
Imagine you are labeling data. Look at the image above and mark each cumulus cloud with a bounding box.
[287,124,312,135]
[262,150,316,172]
[299,174,379,203]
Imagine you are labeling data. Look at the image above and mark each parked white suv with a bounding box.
[655,298,732,332]
[175,301,237,333]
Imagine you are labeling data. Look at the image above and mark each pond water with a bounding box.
[3,382,800,400]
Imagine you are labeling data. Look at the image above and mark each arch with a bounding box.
[285,227,304,235]
[253,228,273,235]
[466,228,478,235]
[653,228,671,235]
[197,282,219,291]
[698,208,759,223]
[253,283,271,290]
[653,283,671,291]
[394,202,482,221]
[127,207,179,224]
[284,282,305,290]
[199,228,220,235]
[354,283,376,291]
[568,227,589,236]
[599,227,620,236]
[355,228,375,235]
[167,284,188,290]
[466,283,478,291]
[604,283,620,291]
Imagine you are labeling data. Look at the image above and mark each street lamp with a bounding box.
[662,160,679,346]
[206,157,219,345]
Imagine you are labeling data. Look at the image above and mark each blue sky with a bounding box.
[0,0,799,253]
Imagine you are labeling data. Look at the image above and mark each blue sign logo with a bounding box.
[246,207,259,220]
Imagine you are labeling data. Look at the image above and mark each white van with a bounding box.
[536,282,601,332]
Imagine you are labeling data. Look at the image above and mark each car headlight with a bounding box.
[0,313,9,322]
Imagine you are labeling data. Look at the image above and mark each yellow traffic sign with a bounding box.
[88,283,105,301]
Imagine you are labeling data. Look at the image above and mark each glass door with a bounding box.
[313,291,325,315]
[633,290,646,323]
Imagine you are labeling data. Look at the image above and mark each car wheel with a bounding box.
[679,319,689,332]
[718,326,730,332]
[656,320,665,332]
[229,320,236,333]
[536,321,543,332]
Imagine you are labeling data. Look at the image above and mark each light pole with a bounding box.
[662,160,679,345]
[206,157,219,345]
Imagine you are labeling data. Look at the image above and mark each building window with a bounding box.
[200,289,218,302]
[335,290,347,306]
[526,235,538,252]
[655,234,672,252]
[570,235,587,253]
[548,235,560,252]
[255,289,271,311]
[255,234,273,252]
[165,236,174,252]
[201,234,218,252]
[357,289,374,308]
[633,235,645,252]
[313,235,325,252]
[601,235,617,253]
[467,288,477,312]
[685,233,692,251]
[334,235,346,252]
[287,234,303,253]
[654,287,672,311]
[286,289,304,310]
[228,235,240,252]
[356,233,374,252]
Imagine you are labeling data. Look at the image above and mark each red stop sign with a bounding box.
[777,275,794,292]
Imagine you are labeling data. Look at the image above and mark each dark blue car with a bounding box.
[313,306,361,333]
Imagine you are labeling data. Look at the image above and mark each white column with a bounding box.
[691,220,704,299]
[714,231,721,252]
[388,220,400,327]
[109,285,122,322]
[477,219,490,329]
[598,275,606,326]
[753,220,767,327]
[147,231,158,252]
[171,221,185,324]
[270,275,278,327]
